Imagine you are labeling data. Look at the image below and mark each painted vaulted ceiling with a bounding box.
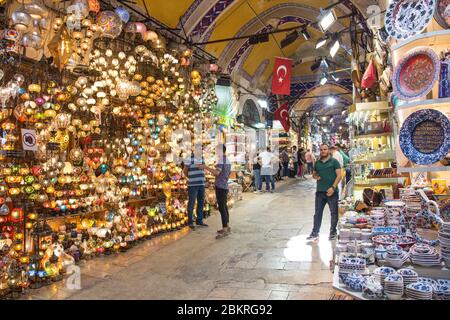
[134,0,381,118]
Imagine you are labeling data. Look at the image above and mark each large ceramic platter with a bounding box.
[385,0,436,40]
[393,47,440,101]
[399,109,450,165]
[435,0,450,29]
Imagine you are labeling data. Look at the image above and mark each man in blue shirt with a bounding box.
[204,144,232,238]
[183,146,208,230]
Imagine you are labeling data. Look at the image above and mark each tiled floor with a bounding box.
[22,178,337,300]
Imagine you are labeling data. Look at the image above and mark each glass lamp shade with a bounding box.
[114,7,130,23]
[25,3,49,19]
[11,10,32,31]
[22,32,43,49]
[55,112,71,129]
[96,11,123,38]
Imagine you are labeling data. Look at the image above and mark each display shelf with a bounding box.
[333,263,450,300]
[395,97,450,111]
[350,101,391,114]
[352,151,396,164]
[397,166,450,173]
[353,178,403,188]
[353,132,393,140]
[391,29,450,52]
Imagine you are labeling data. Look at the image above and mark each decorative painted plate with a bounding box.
[399,109,450,165]
[435,0,450,29]
[385,0,436,40]
[393,47,440,100]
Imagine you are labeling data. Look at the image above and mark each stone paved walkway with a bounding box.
[22,178,336,300]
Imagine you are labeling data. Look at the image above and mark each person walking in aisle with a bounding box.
[280,147,289,179]
[203,144,232,239]
[260,147,275,193]
[307,143,342,241]
[297,148,307,180]
[252,153,262,193]
[330,145,345,200]
[183,147,208,230]
[305,149,315,175]
[291,146,299,179]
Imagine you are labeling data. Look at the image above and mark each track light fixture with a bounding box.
[280,30,299,48]
[315,36,328,49]
[320,74,328,85]
[318,8,337,33]
[329,37,340,58]
[300,26,311,40]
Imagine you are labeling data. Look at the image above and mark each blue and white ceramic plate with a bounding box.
[398,268,418,277]
[438,279,450,286]
[399,109,450,165]
[385,0,436,40]
[417,277,438,289]
[407,282,433,293]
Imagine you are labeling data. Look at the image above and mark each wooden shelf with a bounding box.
[392,29,450,52]
[353,132,393,140]
[354,177,404,187]
[395,97,450,111]
[397,166,450,173]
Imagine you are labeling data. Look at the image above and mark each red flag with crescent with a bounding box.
[271,57,292,95]
[274,102,291,132]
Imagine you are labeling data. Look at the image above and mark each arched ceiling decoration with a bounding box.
[134,0,379,122]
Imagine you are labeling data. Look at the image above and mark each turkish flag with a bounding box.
[271,57,292,95]
[274,103,290,132]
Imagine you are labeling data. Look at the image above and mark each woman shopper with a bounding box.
[203,144,232,239]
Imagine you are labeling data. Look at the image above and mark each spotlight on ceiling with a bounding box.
[331,73,339,82]
[315,37,327,49]
[326,96,336,106]
[329,37,340,58]
[300,26,311,40]
[320,57,329,69]
[320,74,328,85]
[318,8,337,33]
[281,30,299,48]
[257,99,268,109]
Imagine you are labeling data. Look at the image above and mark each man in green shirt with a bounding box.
[307,144,342,241]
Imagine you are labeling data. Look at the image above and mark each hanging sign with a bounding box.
[21,129,37,151]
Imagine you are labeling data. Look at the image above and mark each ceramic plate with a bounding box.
[399,109,450,165]
[434,0,450,29]
[385,0,436,40]
[393,47,440,100]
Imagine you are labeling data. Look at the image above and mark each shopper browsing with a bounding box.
[183,147,208,230]
[252,153,262,193]
[280,148,289,179]
[307,143,342,241]
[305,149,315,175]
[203,144,232,239]
[291,146,299,179]
[259,147,275,193]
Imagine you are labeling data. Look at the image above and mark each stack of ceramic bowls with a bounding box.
[397,268,418,288]
[385,201,406,226]
[370,209,386,227]
[406,282,433,300]
[409,244,441,267]
[338,256,366,275]
[350,228,362,240]
[385,245,410,268]
[339,228,351,241]
[335,243,347,254]
[417,277,438,290]
[343,272,367,292]
[438,222,450,267]
[373,266,396,286]
[361,228,372,241]
[434,280,450,300]
[384,274,404,300]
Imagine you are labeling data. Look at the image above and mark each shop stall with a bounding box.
[333,0,450,300]
[0,0,224,298]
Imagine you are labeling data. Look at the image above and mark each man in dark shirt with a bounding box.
[204,144,232,238]
[183,147,208,230]
[307,143,342,241]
